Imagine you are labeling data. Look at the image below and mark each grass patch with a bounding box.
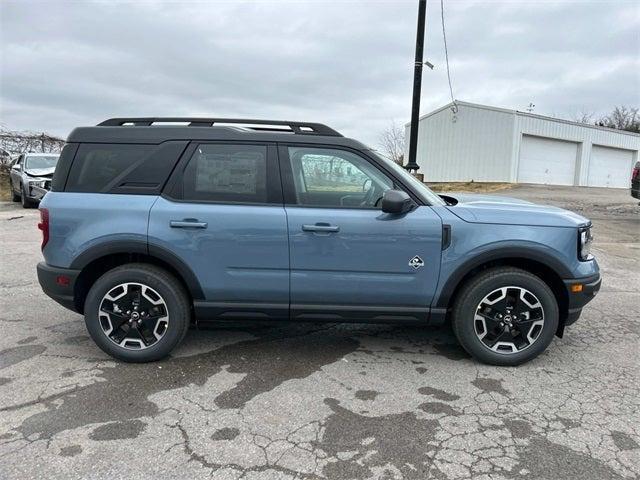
[426,181,512,193]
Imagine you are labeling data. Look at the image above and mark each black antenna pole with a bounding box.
[405,0,426,172]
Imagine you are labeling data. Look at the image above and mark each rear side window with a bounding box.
[181,144,269,203]
[66,144,153,192]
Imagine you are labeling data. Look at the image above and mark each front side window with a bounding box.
[287,147,393,208]
[182,144,268,203]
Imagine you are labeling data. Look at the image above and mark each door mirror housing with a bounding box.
[11,163,21,171]
[381,189,413,214]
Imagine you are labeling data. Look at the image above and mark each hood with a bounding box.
[25,167,55,177]
[442,192,590,228]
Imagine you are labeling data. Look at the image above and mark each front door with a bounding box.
[149,142,289,320]
[279,145,442,322]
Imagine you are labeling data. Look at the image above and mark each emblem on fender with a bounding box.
[409,255,424,269]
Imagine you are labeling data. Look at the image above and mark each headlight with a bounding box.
[578,226,593,261]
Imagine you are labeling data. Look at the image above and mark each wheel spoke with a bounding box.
[476,311,500,326]
[110,323,131,344]
[485,328,508,347]
[100,308,129,330]
[516,316,540,325]
[130,325,149,347]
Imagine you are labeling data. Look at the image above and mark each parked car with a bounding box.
[632,160,639,200]
[9,152,59,207]
[36,118,601,365]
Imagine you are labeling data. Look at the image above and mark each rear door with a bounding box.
[148,142,289,320]
[279,145,443,322]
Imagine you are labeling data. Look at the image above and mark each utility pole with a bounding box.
[405,0,427,173]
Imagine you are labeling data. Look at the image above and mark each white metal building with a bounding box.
[406,101,640,188]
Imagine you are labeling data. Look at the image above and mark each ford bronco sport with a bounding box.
[37,118,601,365]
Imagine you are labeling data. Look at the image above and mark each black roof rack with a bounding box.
[97,117,342,137]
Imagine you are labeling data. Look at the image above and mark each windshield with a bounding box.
[369,151,445,206]
[25,155,59,170]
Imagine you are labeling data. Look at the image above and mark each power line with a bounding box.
[440,0,457,114]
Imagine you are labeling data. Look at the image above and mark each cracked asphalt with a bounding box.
[0,185,638,480]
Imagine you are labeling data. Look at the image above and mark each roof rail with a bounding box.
[97,117,342,137]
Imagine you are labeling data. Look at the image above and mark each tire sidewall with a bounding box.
[20,185,28,207]
[21,185,35,208]
[84,266,188,362]
[454,271,559,366]
[11,182,20,202]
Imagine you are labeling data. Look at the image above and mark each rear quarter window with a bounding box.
[65,144,152,192]
[64,142,186,194]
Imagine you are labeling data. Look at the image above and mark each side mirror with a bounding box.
[381,189,413,214]
[11,163,20,171]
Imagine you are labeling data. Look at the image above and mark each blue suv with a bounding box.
[36,118,601,365]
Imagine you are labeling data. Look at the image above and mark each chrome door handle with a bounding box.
[170,219,208,229]
[302,223,340,233]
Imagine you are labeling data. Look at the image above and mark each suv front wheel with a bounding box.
[84,264,190,362]
[452,267,559,366]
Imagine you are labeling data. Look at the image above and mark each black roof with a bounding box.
[68,117,367,148]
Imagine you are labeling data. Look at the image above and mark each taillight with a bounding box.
[633,164,640,180]
[38,208,49,250]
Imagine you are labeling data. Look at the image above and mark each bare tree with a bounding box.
[571,110,594,125]
[378,121,405,165]
[0,128,65,166]
[596,106,639,133]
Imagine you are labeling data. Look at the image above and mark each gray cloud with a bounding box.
[1,0,639,146]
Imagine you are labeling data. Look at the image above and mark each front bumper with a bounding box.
[36,262,81,312]
[26,182,51,201]
[29,185,49,201]
[563,273,602,326]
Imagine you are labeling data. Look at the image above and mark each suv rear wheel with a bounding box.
[452,267,559,366]
[84,264,190,362]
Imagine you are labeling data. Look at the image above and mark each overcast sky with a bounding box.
[1,0,639,146]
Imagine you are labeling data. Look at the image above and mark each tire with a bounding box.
[20,185,37,208]
[84,263,191,362]
[11,185,20,202]
[452,267,559,366]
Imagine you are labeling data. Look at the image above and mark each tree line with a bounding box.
[0,127,65,166]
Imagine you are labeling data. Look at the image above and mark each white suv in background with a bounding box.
[9,152,59,208]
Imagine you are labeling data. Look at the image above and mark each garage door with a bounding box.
[587,145,635,188]
[517,135,578,185]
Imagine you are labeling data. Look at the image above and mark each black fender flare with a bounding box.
[434,245,573,309]
[70,239,205,300]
